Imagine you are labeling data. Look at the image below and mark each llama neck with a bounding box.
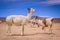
[27,12,32,20]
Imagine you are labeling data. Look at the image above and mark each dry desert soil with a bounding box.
[0,17,60,40]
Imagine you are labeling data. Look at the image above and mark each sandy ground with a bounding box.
[0,22,60,40]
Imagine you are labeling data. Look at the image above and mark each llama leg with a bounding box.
[7,24,11,33]
[49,25,52,34]
[33,22,36,27]
[31,22,35,28]
[8,24,12,35]
[50,24,52,34]
[42,27,45,34]
[42,27,45,33]
[36,23,40,27]
[42,26,45,30]
[8,26,11,33]
[31,23,33,27]
[21,25,24,36]
[6,24,12,35]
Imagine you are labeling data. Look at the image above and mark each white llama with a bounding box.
[6,8,35,35]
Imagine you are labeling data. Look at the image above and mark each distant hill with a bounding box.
[0,17,6,23]
[53,18,60,23]
[0,16,60,23]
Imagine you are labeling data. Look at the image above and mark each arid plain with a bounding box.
[0,17,60,40]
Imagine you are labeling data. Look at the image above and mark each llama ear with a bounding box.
[28,8,30,10]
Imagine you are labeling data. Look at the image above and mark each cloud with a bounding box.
[0,0,46,2]
[0,0,60,5]
[0,0,23,2]
[37,0,60,5]
[0,0,39,5]
[0,0,34,2]
[0,0,32,4]
[0,0,35,4]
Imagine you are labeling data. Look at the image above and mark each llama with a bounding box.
[6,8,35,35]
[30,16,44,27]
[37,17,54,34]
[29,16,41,27]
[44,17,54,34]
[30,16,54,34]
[13,8,35,35]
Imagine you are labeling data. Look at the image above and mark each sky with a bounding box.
[0,0,60,18]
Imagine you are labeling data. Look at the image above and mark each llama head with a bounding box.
[34,16,38,19]
[28,8,35,14]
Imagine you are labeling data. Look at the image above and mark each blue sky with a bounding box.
[0,0,60,18]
